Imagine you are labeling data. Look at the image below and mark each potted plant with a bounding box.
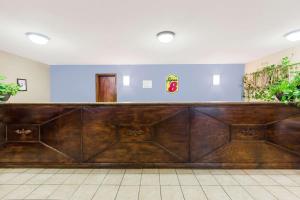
[0,75,20,102]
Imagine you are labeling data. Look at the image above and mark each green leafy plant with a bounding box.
[243,57,300,106]
[260,73,300,106]
[0,74,20,101]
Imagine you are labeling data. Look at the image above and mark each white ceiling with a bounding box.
[0,0,300,65]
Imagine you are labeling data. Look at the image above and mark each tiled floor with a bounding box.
[0,168,299,200]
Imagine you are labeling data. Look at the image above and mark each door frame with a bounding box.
[95,73,117,102]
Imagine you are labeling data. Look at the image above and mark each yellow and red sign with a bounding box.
[166,74,179,93]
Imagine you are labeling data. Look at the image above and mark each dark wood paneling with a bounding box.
[200,141,300,165]
[7,124,39,142]
[119,126,152,142]
[82,107,117,161]
[153,109,189,162]
[190,109,230,162]
[194,104,300,125]
[111,106,187,125]
[0,122,6,145]
[41,109,82,161]
[0,105,78,124]
[88,142,180,163]
[0,142,74,163]
[231,125,267,140]
[267,115,300,154]
[0,103,299,168]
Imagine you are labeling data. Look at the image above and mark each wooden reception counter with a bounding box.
[0,102,300,168]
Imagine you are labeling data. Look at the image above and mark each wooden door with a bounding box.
[96,74,117,102]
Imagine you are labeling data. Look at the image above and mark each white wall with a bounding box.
[0,50,50,102]
[245,45,300,73]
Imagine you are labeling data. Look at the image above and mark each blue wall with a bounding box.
[50,64,244,102]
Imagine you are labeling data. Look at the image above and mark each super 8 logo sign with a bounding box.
[166,74,179,93]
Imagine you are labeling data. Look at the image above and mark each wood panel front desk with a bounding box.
[0,103,300,168]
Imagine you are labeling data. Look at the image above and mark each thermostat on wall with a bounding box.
[143,80,152,88]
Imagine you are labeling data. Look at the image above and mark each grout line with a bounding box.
[219,185,233,200]
[113,170,125,200]
[175,169,186,200]
[159,169,163,200]
[137,170,142,200]
[89,170,110,200]
[209,174,233,199]
[193,169,209,200]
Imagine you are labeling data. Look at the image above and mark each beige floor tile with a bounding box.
[57,168,76,174]
[84,173,106,184]
[91,168,110,174]
[176,169,193,174]
[286,186,300,198]
[159,169,176,174]
[43,173,71,184]
[244,170,265,175]
[3,185,38,199]
[141,174,160,185]
[70,184,99,200]
[126,169,143,174]
[0,173,19,184]
[223,186,254,200]
[250,175,279,186]
[268,175,298,186]
[202,185,231,200]
[161,186,184,200]
[261,170,283,175]
[226,169,247,175]
[102,174,124,185]
[109,169,125,174]
[25,168,44,173]
[265,186,300,200]
[116,185,139,200]
[6,173,36,184]
[48,184,79,200]
[213,175,239,185]
[196,174,219,185]
[193,169,210,175]
[243,185,276,200]
[232,175,258,186]
[74,168,93,174]
[92,185,119,200]
[0,185,19,199]
[121,174,141,185]
[26,173,54,184]
[25,184,58,199]
[288,175,300,184]
[40,168,60,173]
[178,174,199,185]
[210,170,229,175]
[279,170,299,175]
[2,168,27,173]
[142,169,159,174]
[181,186,207,200]
[139,186,161,200]
[160,174,179,185]
[64,173,89,184]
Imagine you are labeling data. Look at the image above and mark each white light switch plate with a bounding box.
[143,80,152,88]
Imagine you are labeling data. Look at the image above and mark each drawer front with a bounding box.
[7,124,39,142]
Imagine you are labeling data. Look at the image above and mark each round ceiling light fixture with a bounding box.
[25,32,50,45]
[284,29,300,42]
[157,31,175,43]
